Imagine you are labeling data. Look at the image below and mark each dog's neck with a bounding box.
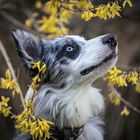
[26,83,104,128]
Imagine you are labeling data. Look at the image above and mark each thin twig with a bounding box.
[17,68,20,80]
[110,85,140,114]
[0,40,26,109]
[57,12,66,35]
[0,11,45,38]
[118,64,140,72]
[60,0,79,5]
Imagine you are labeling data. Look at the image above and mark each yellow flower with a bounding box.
[121,106,130,116]
[5,69,12,79]
[109,2,121,18]
[107,66,122,78]
[24,0,72,38]
[15,101,54,139]
[25,0,133,39]
[108,92,121,106]
[26,100,32,108]
[135,84,140,93]
[106,66,128,87]
[127,71,138,84]
[30,118,54,139]
[78,0,93,10]
[123,0,133,8]
[32,61,46,74]
[0,69,20,96]
[31,74,41,91]
[106,66,139,87]
[25,19,33,28]
[35,1,42,9]
[31,61,47,91]
[94,2,121,20]
[0,96,11,117]
[15,101,34,132]
[81,11,94,21]
[117,75,127,87]
[95,4,109,20]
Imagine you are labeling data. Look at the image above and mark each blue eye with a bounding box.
[66,46,74,52]
[58,43,80,60]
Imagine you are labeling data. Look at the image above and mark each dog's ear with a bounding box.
[11,29,43,70]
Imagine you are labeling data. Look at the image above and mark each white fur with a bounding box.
[25,83,105,140]
[29,84,104,127]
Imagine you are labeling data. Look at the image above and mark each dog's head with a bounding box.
[11,29,118,89]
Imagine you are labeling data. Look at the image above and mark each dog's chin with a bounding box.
[80,52,117,76]
[78,55,117,85]
[94,56,118,79]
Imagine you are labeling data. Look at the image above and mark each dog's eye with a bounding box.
[66,46,74,52]
[56,43,80,60]
[62,44,80,59]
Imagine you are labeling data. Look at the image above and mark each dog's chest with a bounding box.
[33,85,104,128]
[59,90,93,127]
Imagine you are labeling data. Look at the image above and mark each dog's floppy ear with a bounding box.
[11,29,43,70]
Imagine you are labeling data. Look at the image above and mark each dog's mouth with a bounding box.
[80,52,117,76]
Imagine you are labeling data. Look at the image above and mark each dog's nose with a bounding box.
[102,35,117,50]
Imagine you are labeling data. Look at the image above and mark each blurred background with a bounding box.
[0,0,140,140]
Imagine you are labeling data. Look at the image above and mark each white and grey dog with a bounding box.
[11,29,118,140]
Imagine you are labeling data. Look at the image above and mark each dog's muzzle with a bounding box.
[80,34,117,76]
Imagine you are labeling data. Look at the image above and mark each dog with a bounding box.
[11,29,118,140]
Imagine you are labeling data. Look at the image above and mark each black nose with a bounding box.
[102,35,117,50]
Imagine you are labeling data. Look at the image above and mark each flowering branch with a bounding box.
[0,42,53,139]
[109,85,140,114]
[105,65,140,115]
[0,40,26,109]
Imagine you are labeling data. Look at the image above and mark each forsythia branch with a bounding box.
[109,86,140,114]
[0,40,26,109]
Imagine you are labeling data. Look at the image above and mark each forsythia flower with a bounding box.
[0,96,11,117]
[32,61,46,74]
[31,74,41,92]
[106,66,139,87]
[127,71,138,84]
[121,106,130,116]
[15,101,53,139]
[25,0,133,38]
[108,92,121,106]
[135,84,140,93]
[109,2,121,18]
[25,0,72,38]
[116,75,127,87]
[31,61,47,91]
[30,118,53,139]
[25,19,33,28]
[35,1,42,9]
[0,69,20,96]
[78,0,93,10]
[107,66,121,78]
[106,66,127,87]
[81,11,94,21]
[95,4,109,20]
[95,2,121,20]
[15,101,33,132]
[123,0,133,8]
